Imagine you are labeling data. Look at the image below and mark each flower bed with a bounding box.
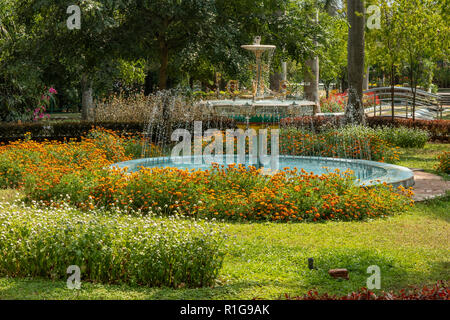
[0,201,226,288]
[319,93,346,113]
[319,92,380,113]
[23,164,413,223]
[0,128,135,188]
[436,151,450,174]
[0,129,413,223]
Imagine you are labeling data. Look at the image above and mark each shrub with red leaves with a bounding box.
[284,281,449,300]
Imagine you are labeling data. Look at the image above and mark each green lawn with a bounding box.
[396,143,449,180]
[0,144,448,300]
[0,193,448,300]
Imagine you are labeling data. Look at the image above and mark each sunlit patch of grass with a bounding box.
[0,189,22,203]
[397,143,450,180]
[0,194,448,300]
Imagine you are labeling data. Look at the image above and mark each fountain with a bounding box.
[202,36,316,123]
[241,35,276,100]
[111,37,415,188]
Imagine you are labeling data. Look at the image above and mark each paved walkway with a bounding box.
[411,169,450,202]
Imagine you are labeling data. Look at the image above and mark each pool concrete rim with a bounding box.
[111,155,415,188]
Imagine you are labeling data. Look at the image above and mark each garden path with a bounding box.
[411,169,450,201]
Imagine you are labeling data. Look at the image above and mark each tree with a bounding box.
[14,0,128,121]
[396,0,447,120]
[369,0,405,120]
[344,0,366,125]
[123,0,218,90]
[319,6,347,98]
[0,0,46,121]
[304,0,346,111]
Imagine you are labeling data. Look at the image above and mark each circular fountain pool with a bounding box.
[112,156,414,188]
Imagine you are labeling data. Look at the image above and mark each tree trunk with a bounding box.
[158,36,169,90]
[363,66,370,91]
[340,66,348,93]
[144,70,154,96]
[391,64,395,120]
[282,61,287,81]
[270,72,282,92]
[81,74,94,121]
[270,10,286,93]
[344,0,366,125]
[304,9,320,114]
[411,69,417,121]
[410,61,418,121]
[412,86,417,121]
[304,57,320,113]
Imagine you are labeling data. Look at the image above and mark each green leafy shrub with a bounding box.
[0,202,227,288]
[336,125,429,149]
[377,126,430,148]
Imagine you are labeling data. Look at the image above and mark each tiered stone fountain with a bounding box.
[112,36,415,188]
[202,36,317,124]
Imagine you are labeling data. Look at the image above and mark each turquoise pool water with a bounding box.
[112,156,414,188]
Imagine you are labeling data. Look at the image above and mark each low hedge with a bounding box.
[367,117,449,142]
[0,121,144,142]
[3,116,448,143]
[0,202,227,288]
[0,117,236,143]
[281,116,449,142]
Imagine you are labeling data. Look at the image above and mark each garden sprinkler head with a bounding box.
[308,258,316,270]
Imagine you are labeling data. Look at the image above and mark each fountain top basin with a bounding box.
[241,44,276,52]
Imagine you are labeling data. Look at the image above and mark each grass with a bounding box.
[0,190,448,300]
[396,143,449,180]
[0,143,448,300]
[48,112,81,121]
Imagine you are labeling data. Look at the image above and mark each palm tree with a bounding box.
[344,0,366,125]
